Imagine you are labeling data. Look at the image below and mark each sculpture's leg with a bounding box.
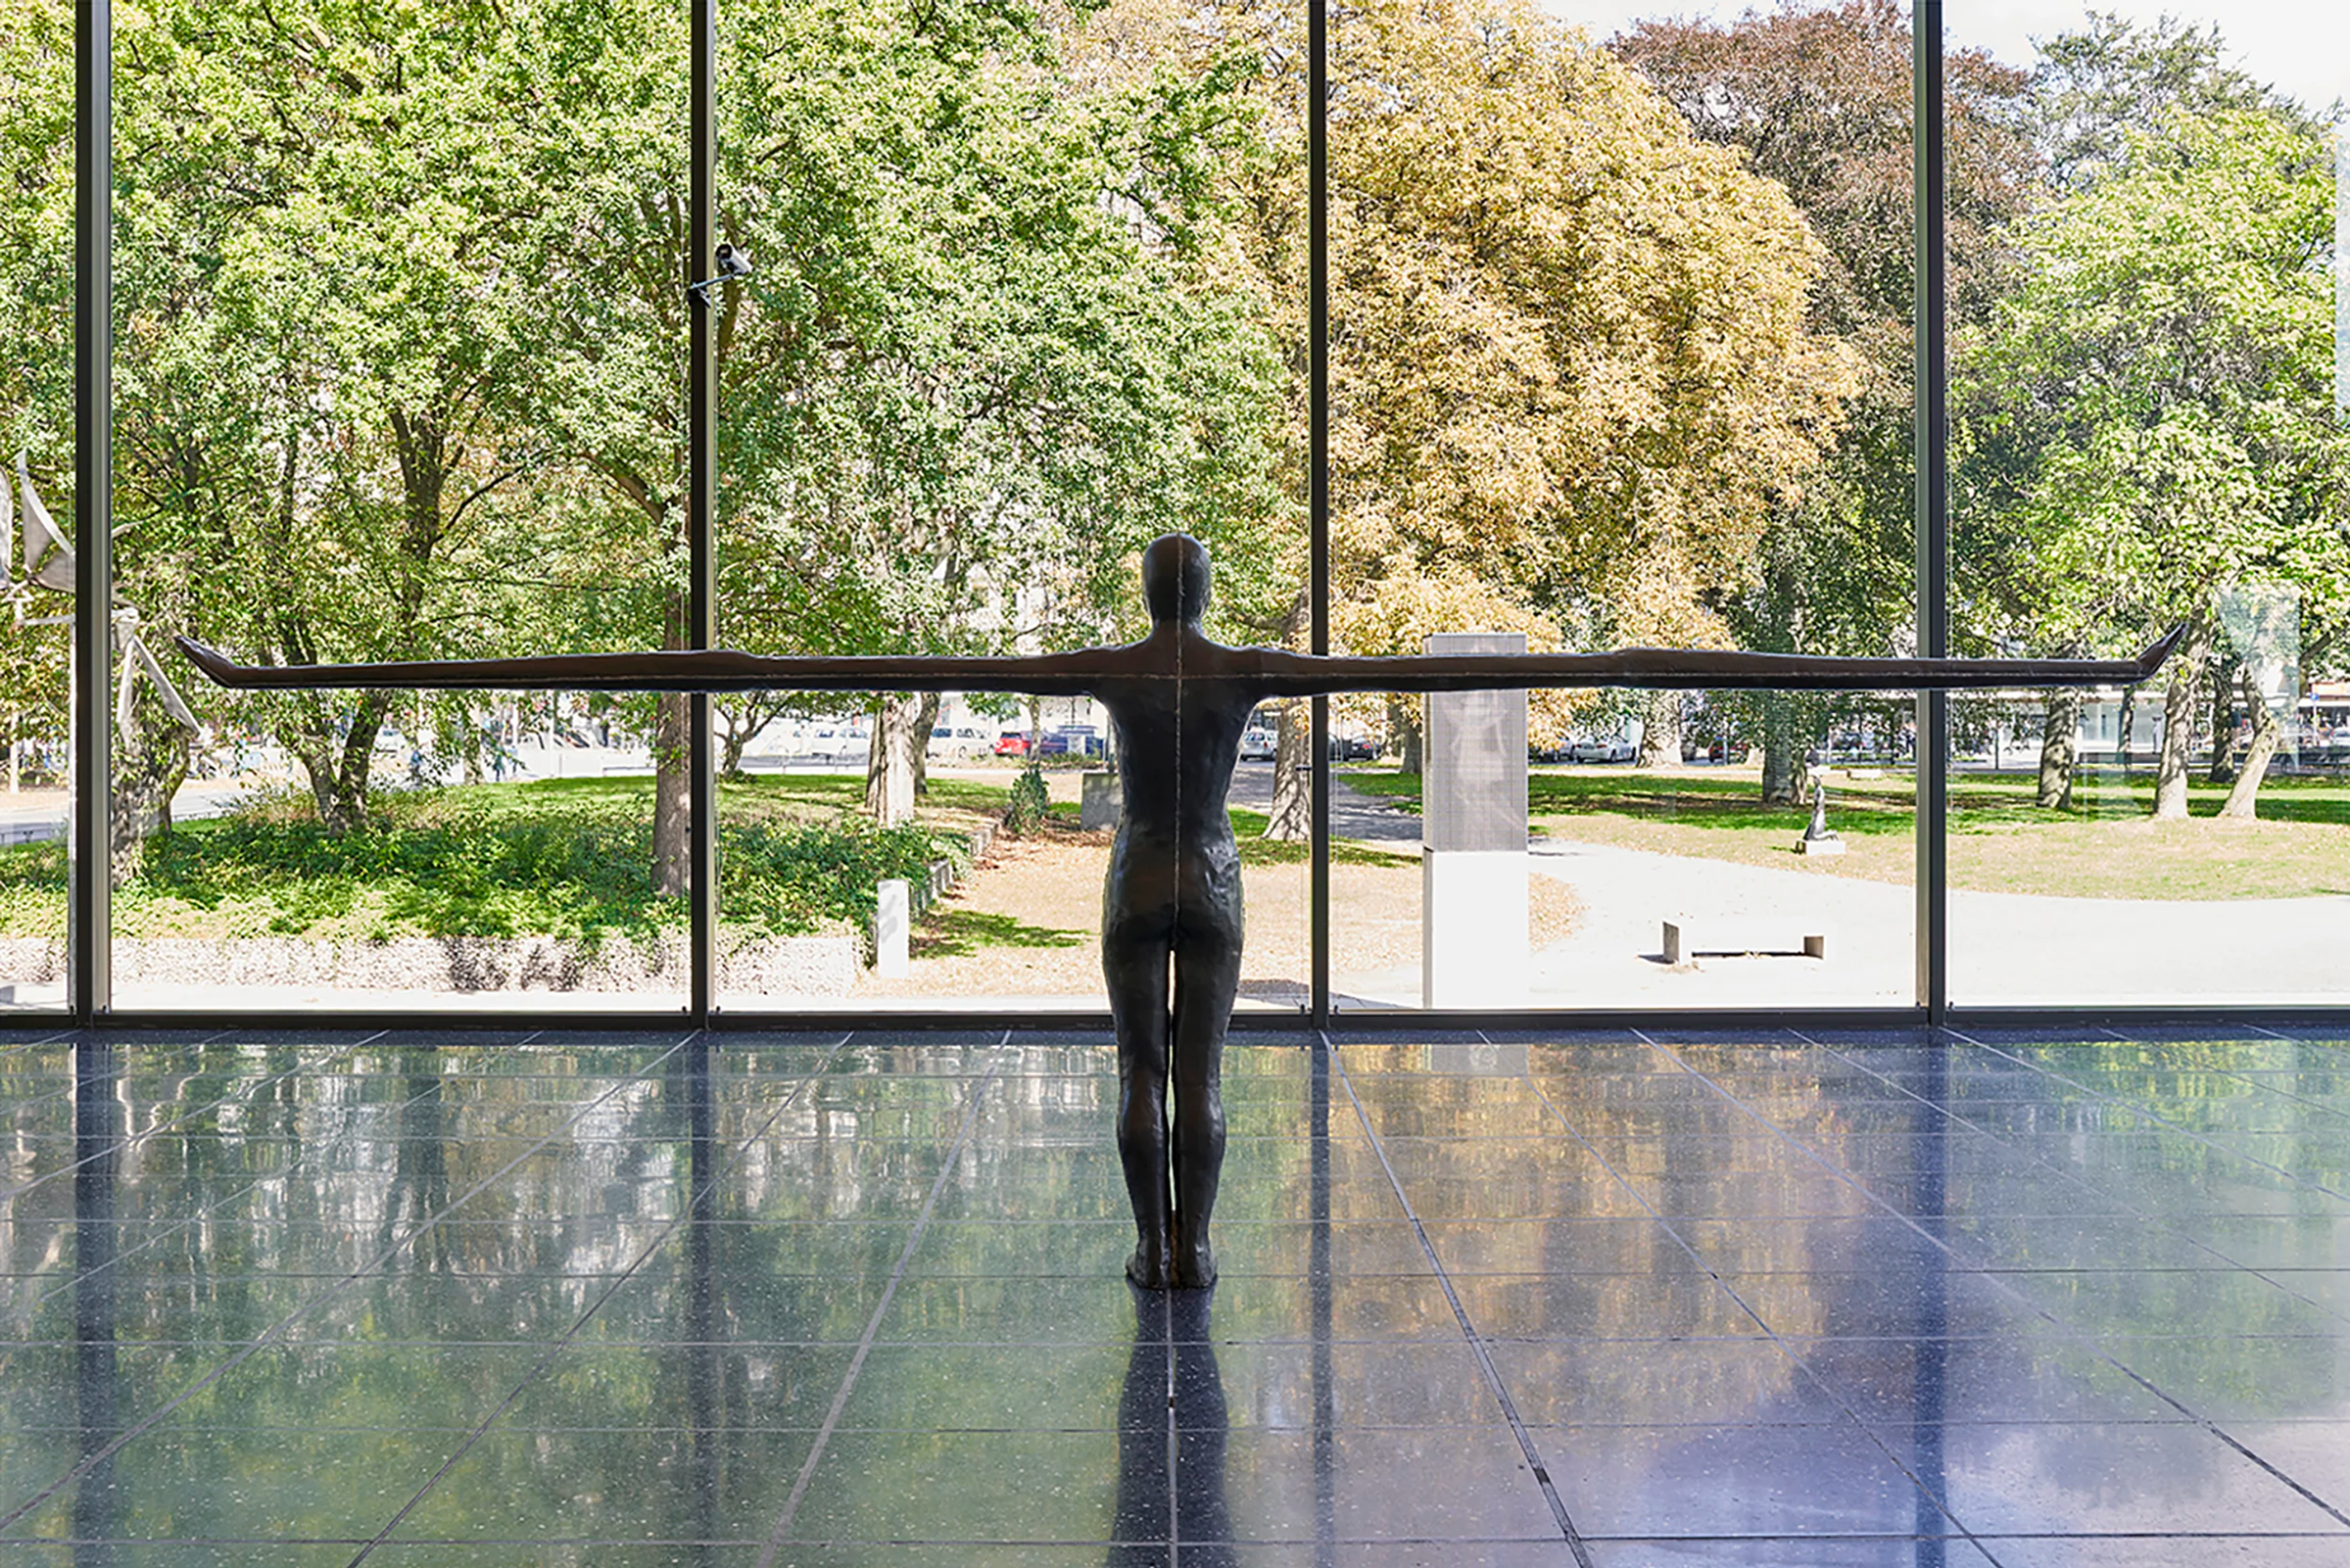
[1104,926,1176,1291]
[1168,927,1240,1290]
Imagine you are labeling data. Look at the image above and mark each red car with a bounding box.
[993,731,1031,757]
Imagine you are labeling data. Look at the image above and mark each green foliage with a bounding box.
[0,840,66,939]
[0,0,1289,840]
[723,816,967,940]
[2029,11,2326,190]
[0,780,969,943]
[1961,105,2350,668]
[1004,765,1053,835]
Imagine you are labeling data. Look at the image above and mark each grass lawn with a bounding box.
[1342,766,2350,901]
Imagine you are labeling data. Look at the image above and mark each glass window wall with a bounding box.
[11,1,2345,1022]
[711,0,1306,1014]
[1327,1,1920,1009]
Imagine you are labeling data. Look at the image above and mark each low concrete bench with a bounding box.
[1663,919,1828,964]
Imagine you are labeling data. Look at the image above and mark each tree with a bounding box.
[655,0,1286,830]
[1953,12,2337,812]
[1184,0,1857,835]
[2030,9,2326,191]
[1616,0,2036,799]
[103,0,606,835]
[1964,108,2350,821]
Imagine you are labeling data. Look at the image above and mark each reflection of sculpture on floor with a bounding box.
[1113,1285,1233,1563]
[179,535,2180,1288]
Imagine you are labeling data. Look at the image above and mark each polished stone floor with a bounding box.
[0,1025,2346,1564]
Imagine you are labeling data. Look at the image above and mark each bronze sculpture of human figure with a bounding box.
[1087,537,1245,1286]
[179,536,2181,1289]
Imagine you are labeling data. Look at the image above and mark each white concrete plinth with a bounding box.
[1080,769,1122,830]
[1796,835,1846,856]
[1422,850,1528,1007]
[875,878,911,979]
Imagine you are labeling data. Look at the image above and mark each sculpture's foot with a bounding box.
[1126,1233,1173,1291]
[1171,1234,1216,1290]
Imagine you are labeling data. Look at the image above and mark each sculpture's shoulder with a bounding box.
[1187,634,1310,684]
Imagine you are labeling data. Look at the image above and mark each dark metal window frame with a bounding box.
[34,0,2338,1036]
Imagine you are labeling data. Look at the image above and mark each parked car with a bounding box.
[1037,725,1104,759]
[993,730,1031,758]
[810,724,868,762]
[1566,734,1638,764]
[1680,736,1748,764]
[1237,728,1278,762]
[927,725,990,760]
[1329,733,1377,762]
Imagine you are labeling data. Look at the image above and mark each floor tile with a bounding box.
[1534,1420,1938,1536]
[1892,1421,2350,1536]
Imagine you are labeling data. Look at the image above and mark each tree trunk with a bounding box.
[283,687,391,834]
[1636,692,1681,769]
[864,695,920,827]
[1759,696,1800,804]
[1263,588,1313,838]
[1263,699,1313,841]
[719,713,751,780]
[912,692,939,797]
[2207,652,2237,783]
[1393,698,1422,774]
[111,699,192,887]
[2036,687,2079,810]
[651,690,692,896]
[2219,669,2283,819]
[2153,618,2210,820]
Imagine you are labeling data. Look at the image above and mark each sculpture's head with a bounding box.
[1142,533,1213,627]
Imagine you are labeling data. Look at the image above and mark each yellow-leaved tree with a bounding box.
[1089,0,1858,829]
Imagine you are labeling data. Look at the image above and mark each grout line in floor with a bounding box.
[1326,1032,1598,1568]
[753,1032,1012,1563]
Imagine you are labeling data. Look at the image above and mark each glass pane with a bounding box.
[713,0,1306,1015]
[0,2,73,1014]
[1333,689,1915,1009]
[1949,4,2350,1004]
[108,0,687,1012]
[1332,0,1917,1009]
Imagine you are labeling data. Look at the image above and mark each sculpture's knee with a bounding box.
[1172,1081,1225,1154]
[1117,1081,1166,1152]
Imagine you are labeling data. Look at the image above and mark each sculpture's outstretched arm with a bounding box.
[1245,625,2186,696]
[173,639,1105,697]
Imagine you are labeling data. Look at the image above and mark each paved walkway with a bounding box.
[1324,783,2350,1009]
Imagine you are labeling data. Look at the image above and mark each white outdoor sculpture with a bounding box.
[6,451,196,746]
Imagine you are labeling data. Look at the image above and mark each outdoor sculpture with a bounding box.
[7,452,196,745]
[179,532,2181,1288]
